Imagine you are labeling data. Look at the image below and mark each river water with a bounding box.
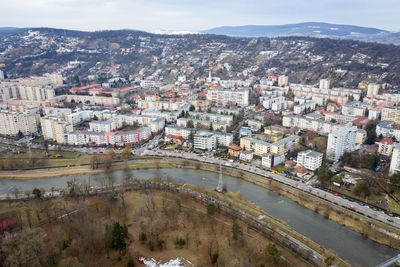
[0,168,398,266]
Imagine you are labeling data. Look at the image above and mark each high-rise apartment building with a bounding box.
[327,126,357,161]
[319,79,331,89]
[0,111,38,136]
[278,75,289,87]
[206,88,249,107]
[389,143,400,175]
[41,116,74,144]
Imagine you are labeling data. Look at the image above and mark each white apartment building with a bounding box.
[0,111,38,136]
[67,111,92,125]
[89,119,117,132]
[327,126,357,161]
[312,95,326,106]
[319,79,331,89]
[248,120,263,131]
[376,121,400,141]
[341,101,367,117]
[194,131,216,150]
[177,118,229,132]
[297,150,323,171]
[260,96,285,110]
[368,102,395,120]
[282,115,342,135]
[165,126,195,139]
[188,112,233,125]
[41,116,74,144]
[67,127,151,147]
[262,153,285,168]
[389,143,400,175]
[293,102,316,114]
[239,150,253,162]
[367,83,380,95]
[294,95,309,105]
[271,100,288,111]
[206,88,249,107]
[0,82,55,101]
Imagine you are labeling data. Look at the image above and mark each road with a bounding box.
[1,134,399,229]
[146,149,400,229]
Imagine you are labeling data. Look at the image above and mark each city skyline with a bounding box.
[1,0,400,32]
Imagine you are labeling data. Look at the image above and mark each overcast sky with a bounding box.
[1,0,399,32]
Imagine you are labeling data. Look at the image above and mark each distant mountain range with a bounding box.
[202,22,400,45]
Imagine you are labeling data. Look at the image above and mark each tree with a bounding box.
[106,149,116,158]
[32,188,42,199]
[207,202,216,217]
[121,146,131,159]
[341,151,353,165]
[316,166,334,187]
[390,173,400,186]
[365,132,377,145]
[232,221,241,240]
[361,154,379,170]
[110,222,128,254]
[17,130,24,139]
[353,180,370,197]
[187,120,194,129]
[266,243,279,257]
[209,123,213,131]
[103,155,113,170]
[365,121,378,145]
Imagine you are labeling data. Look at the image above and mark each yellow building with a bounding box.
[378,138,394,156]
[270,135,300,155]
[240,137,252,151]
[381,107,400,124]
[240,137,270,156]
[41,116,73,144]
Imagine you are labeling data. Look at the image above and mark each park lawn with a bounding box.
[1,149,93,168]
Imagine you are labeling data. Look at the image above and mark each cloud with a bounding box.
[0,0,399,31]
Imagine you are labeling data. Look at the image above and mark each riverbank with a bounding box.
[1,185,315,266]
[1,156,400,251]
[0,158,173,179]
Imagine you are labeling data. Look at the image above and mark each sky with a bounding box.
[1,0,400,32]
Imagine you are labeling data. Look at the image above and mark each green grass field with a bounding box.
[0,149,93,169]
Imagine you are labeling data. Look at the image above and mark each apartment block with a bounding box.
[270,135,300,155]
[389,143,400,175]
[41,116,74,144]
[381,107,400,124]
[297,150,323,171]
[262,153,285,168]
[194,131,216,150]
[206,88,249,107]
[0,111,38,136]
[378,138,394,156]
[327,126,357,161]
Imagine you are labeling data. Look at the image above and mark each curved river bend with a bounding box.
[0,168,398,266]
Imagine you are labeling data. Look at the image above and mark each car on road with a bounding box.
[332,193,339,196]
[387,218,394,223]
[349,205,356,210]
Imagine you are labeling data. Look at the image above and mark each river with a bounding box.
[0,168,398,266]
